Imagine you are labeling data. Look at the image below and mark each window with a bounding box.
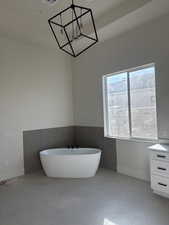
[103,64,158,140]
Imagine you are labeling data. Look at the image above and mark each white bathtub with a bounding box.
[40,148,101,178]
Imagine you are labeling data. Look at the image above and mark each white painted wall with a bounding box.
[0,37,73,181]
[116,140,151,181]
[2,13,169,182]
[73,13,169,181]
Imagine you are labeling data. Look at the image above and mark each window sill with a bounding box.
[105,135,158,143]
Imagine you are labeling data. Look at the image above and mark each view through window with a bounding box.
[103,65,157,140]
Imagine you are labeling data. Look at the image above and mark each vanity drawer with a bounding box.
[151,160,169,177]
[151,151,169,162]
[151,175,169,194]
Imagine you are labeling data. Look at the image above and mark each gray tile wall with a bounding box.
[23,126,116,173]
[75,126,116,170]
[23,127,75,173]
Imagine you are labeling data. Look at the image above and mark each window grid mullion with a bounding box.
[127,72,132,138]
[104,78,110,136]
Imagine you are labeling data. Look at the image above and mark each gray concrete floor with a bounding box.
[0,169,169,225]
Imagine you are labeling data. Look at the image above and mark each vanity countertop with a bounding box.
[149,144,169,152]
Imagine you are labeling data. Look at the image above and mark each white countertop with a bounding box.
[148,144,169,152]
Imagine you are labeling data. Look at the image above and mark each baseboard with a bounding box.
[0,170,24,183]
[0,176,19,185]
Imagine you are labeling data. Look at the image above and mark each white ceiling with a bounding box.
[0,0,169,49]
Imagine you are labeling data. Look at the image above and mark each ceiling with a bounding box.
[0,0,169,50]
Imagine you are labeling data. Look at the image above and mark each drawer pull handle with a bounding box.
[157,167,167,171]
[158,182,167,187]
[157,154,166,158]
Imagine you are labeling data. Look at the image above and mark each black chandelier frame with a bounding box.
[48,0,98,57]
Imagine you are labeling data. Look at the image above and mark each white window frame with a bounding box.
[103,63,158,142]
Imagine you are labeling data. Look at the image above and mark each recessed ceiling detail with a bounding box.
[0,0,169,50]
[43,0,58,5]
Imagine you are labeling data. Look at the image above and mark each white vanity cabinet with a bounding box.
[149,144,169,198]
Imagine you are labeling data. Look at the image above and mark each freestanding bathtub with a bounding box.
[40,148,101,178]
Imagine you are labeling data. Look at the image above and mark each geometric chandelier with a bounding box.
[48,0,98,57]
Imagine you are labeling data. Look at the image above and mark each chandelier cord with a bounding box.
[72,7,74,40]
[60,14,63,34]
[80,8,82,28]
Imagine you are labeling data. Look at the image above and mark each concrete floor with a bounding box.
[0,169,169,225]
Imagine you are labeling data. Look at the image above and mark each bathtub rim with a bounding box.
[40,148,101,156]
